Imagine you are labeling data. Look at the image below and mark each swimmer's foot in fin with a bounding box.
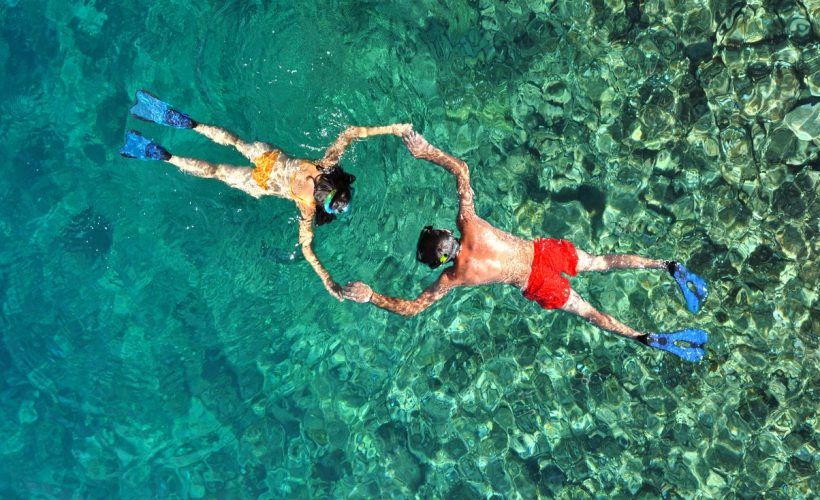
[640,329,708,362]
[130,90,196,129]
[667,261,708,314]
[120,130,171,161]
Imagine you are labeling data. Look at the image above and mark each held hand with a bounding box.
[342,281,373,303]
[326,281,345,302]
[343,126,361,139]
[391,123,413,136]
[401,130,433,159]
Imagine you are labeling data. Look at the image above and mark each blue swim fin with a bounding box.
[120,130,171,161]
[645,329,708,362]
[668,261,708,314]
[130,90,196,129]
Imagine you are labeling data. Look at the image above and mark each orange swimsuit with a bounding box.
[251,150,314,207]
[251,150,281,190]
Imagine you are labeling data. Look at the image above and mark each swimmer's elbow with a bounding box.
[299,242,315,258]
[398,308,420,318]
[372,293,433,317]
[299,233,313,248]
[403,300,432,317]
[385,301,424,317]
[455,160,470,177]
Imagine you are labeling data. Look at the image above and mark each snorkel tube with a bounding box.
[323,189,350,216]
[323,189,337,215]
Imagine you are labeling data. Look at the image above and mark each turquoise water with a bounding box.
[1,0,818,497]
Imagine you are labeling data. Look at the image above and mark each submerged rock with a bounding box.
[775,224,807,259]
[810,4,820,37]
[627,104,678,150]
[687,113,721,157]
[542,78,571,104]
[739,64,801,121]
[719,125,752,165]
[804,45,820,96]
[760,123,802,165]
[777,0,814,42]
[717,4,784,47]
[784,103,820,141]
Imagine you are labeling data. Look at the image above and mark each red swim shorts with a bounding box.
[522,238,578,310]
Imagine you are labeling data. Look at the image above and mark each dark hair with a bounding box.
[416,226,458,269]
[311,165,356,226]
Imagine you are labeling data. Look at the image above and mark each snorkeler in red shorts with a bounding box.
[343,130,709,362]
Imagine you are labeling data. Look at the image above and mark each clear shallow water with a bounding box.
[0,0,817,497]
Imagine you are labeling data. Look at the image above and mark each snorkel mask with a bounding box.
[323,189,350,216]
[417,226,460,269]
[438,234,460,267]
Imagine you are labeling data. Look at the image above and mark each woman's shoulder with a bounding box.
[296,199,316,218]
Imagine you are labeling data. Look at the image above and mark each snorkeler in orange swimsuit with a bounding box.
[120,90,410,300]
[343,130,709,362]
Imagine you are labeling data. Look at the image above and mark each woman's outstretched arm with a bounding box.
[318,124,411,168]
[297,206,343,301]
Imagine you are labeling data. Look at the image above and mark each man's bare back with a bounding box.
[344,130,710,363]
[451,216,533,289]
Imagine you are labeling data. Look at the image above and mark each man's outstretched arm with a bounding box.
[401,131,475,219]
[343,273,456,317]
[319,124,412,168]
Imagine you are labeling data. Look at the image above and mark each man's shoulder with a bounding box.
[436,267,464,287]
[457,211,484,230]
[461,213,508,237]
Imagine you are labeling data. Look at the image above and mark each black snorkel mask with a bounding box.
[418,227,460,269]
[438,231,460,267]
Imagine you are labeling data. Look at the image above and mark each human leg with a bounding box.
[575,249,666,273]
[192,124,274,161]
[561,289,645,340]
[129,90,274,160]
[575,249,708,314]
[167,156,266,198]
[120,131,265,198]
[560,290,707,362]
